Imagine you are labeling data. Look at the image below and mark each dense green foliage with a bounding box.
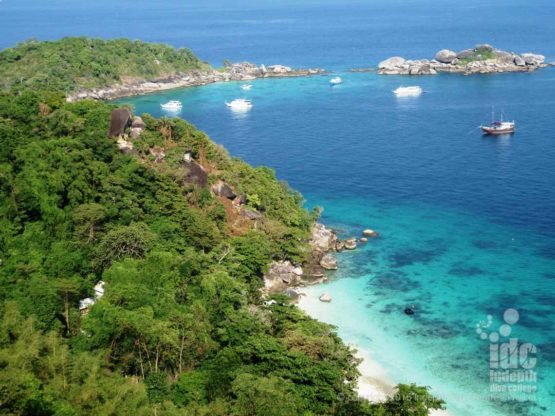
[0,37,209,93]
[0,38,445,415]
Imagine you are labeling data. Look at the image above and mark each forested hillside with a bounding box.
[0,38,444,416]
[0,38,209,93]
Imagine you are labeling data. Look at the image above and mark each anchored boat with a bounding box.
[160,100,182,111]
[393,86,423,97]
[226,98,253,110]
[480,110,515,135]
[330,76,343,85]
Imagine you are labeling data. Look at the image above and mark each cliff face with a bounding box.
[377,44,547,75]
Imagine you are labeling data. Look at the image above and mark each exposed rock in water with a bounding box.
[373,44,547,76]
[363,229,379,238]
[319,293,332,303]
[378,56,406,70]
[335,240,345,252]
[320,253,338,270]
[435,49,457,63]
[344,238,357,250]
[310,223,338,252]
[360,237,368,243]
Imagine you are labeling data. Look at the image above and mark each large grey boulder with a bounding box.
[264,261,302,292]
[475,44,494,53]
[520,53,545,66]
[344,238,357,250]
[378,56,406,69]
[514,55,526,66]
[456,49,474,60]
[435,49,457,63]
[320,253,338,270]
[310,223,338,252]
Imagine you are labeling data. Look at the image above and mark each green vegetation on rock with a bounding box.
[0,37,209,93]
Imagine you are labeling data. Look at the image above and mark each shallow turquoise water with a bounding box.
[3,0,555,414]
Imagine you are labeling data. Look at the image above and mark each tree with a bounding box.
[231,373,300,416]
[73,203,107,243]
[93,223,155,270]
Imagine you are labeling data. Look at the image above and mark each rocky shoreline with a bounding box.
[263,223,378,299]
[67,62,326,102]
[374,44,548,76]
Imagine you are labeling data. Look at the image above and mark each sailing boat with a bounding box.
[480,108,515,135]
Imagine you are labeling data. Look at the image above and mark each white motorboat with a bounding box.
[160,100,183,111]
[241,84,252,90]
[330,76,343,85]
[393,86,423,97]
[226,98,253,110]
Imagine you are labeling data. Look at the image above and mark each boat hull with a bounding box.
[480,126,515,135]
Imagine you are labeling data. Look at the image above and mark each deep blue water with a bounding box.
[2,1,555,415]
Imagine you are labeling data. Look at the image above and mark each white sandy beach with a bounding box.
[298,291,450,416]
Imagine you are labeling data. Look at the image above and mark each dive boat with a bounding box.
[160,100,182,111]
[330,76,343,85]
[480,120,515,135]
[241,84,252,90]
[393,86,422,97]
[225,98,253,110]
[480,110,515,135]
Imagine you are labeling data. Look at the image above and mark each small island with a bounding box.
[376,44,547,75]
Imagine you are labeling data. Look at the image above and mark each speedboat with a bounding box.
[330,76,343,85]
[393,86,422,97]
[241,84,252,91]
[160,100,182,111]
[226,98,253,110]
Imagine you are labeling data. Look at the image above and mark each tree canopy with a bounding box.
[0,38,445,415]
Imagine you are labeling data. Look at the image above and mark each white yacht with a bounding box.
[160,100,183,111]
[241,84,252,91]
[330,76,343,85]
[393,86,423,97]
[226,98,253,110]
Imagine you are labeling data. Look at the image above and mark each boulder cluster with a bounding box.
[68,62,326,102]
[378,44,546,75]
[263,223,380,296]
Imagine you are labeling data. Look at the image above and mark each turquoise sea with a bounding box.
[2,1,554,414]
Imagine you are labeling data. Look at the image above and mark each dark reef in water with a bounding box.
[472,239,499,250]
[388,246,446,268]
[448,263,485,277]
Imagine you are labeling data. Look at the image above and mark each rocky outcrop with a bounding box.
[375,45,546,76]
[363,229,379,238]
[319,253,338,270]
[435,49,457,64]
[182,160,208,187]
[264,261,304,292]
[211,181,237,200]
[310,223,338,252]
[67,62,326,102]
[344,238,357,250]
